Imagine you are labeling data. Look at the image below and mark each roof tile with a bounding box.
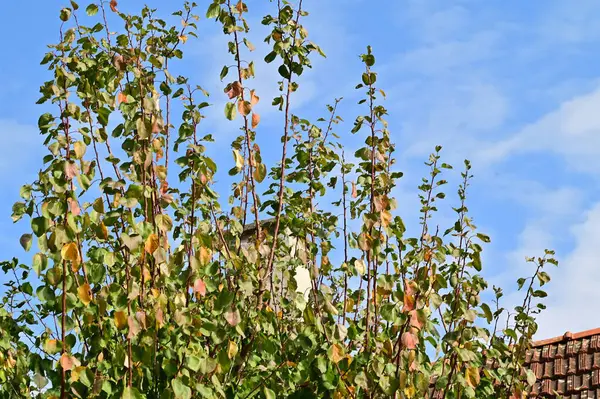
[526,329,600,398]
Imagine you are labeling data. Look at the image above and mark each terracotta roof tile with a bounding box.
[526,328,600,398]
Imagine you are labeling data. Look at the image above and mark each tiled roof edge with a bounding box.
[532,327,600,347]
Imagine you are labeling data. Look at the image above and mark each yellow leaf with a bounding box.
[380,210,392,227]
[330,343,344,364]
[199,246,212,265]
[145,233,159,254]
[98,222,108,240]
[251,112,260,129]
[178,35,188,43]
[227,340,238,359]
[77,283,93,306]
[61,242,81,269]
[114,310,127,330]
[465,367,481,388]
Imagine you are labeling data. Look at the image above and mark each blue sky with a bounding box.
[2,0,600,339]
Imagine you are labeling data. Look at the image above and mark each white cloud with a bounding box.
[477,86,600,172]
[535,202,600,338]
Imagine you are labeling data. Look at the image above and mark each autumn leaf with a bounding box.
[127,316,140,339]
[114,310,127,330]
[235,1,244,13]
[227,340,238,359]
[109,0,118,13]
[135,311,147,330]
[61,242,81,269]
[77,283,92,306]
[402,293,415,312]
[97,222,109,240]
[351,181,358,198]
[67,197,80,216]
[250,90,260,106]
[145,233,159,254]
[65,162,79,179]
[60,353,80,371]
[225,81,243,99]
[224,308,240,326]
[465,367,481,387]
[193,278,207,297]
[199,246,212,265]
[401,331,418,350]
[330,343,344,364]
[178,35,188,44]
[251,112,260,129]
[237,100,252,116]
[44,339,60,355]
[117,92,127,103]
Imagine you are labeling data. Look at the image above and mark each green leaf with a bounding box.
[122,387,145,399]
[86,4,99,16]
[206,3,220,19]
[219,66,229,81]
[33,253,48,276]
[171,378,192,399]
[31,217,49,237]
[20,234,32,251]
[156,214,173,232]
[278,65,290,79]
[185,355,201,372]
[480,303,493,323]
[264,387,276,399]
[254,163,267,183]
[60,8,72,21]
[225,102,236,121]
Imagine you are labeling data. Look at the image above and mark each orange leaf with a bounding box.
[193,278,207,297]
[401,331,418,350]
[67,197,81,216]
[60,353,79,371]
[250,90,260,106]
[235,1,244,13]
[145,234,159,254]
[251,112,260,129]
[351,182,358,198]
[330,343,344,364]
[238,100,251,116]
[109,0,118,12]
[117,92,127,104]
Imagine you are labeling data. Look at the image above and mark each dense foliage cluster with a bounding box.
[0,1,556,398]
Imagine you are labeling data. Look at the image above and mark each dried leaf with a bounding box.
[251,112,260,129]
[178,35,188,43]
[109,0,118,12]
[225,81,243,99]
[238,100,252,116]
[351,182,358,198]
[250,90,259,106]
[127,316,140,339]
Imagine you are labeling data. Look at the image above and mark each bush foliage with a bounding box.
[0,1,556,398]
